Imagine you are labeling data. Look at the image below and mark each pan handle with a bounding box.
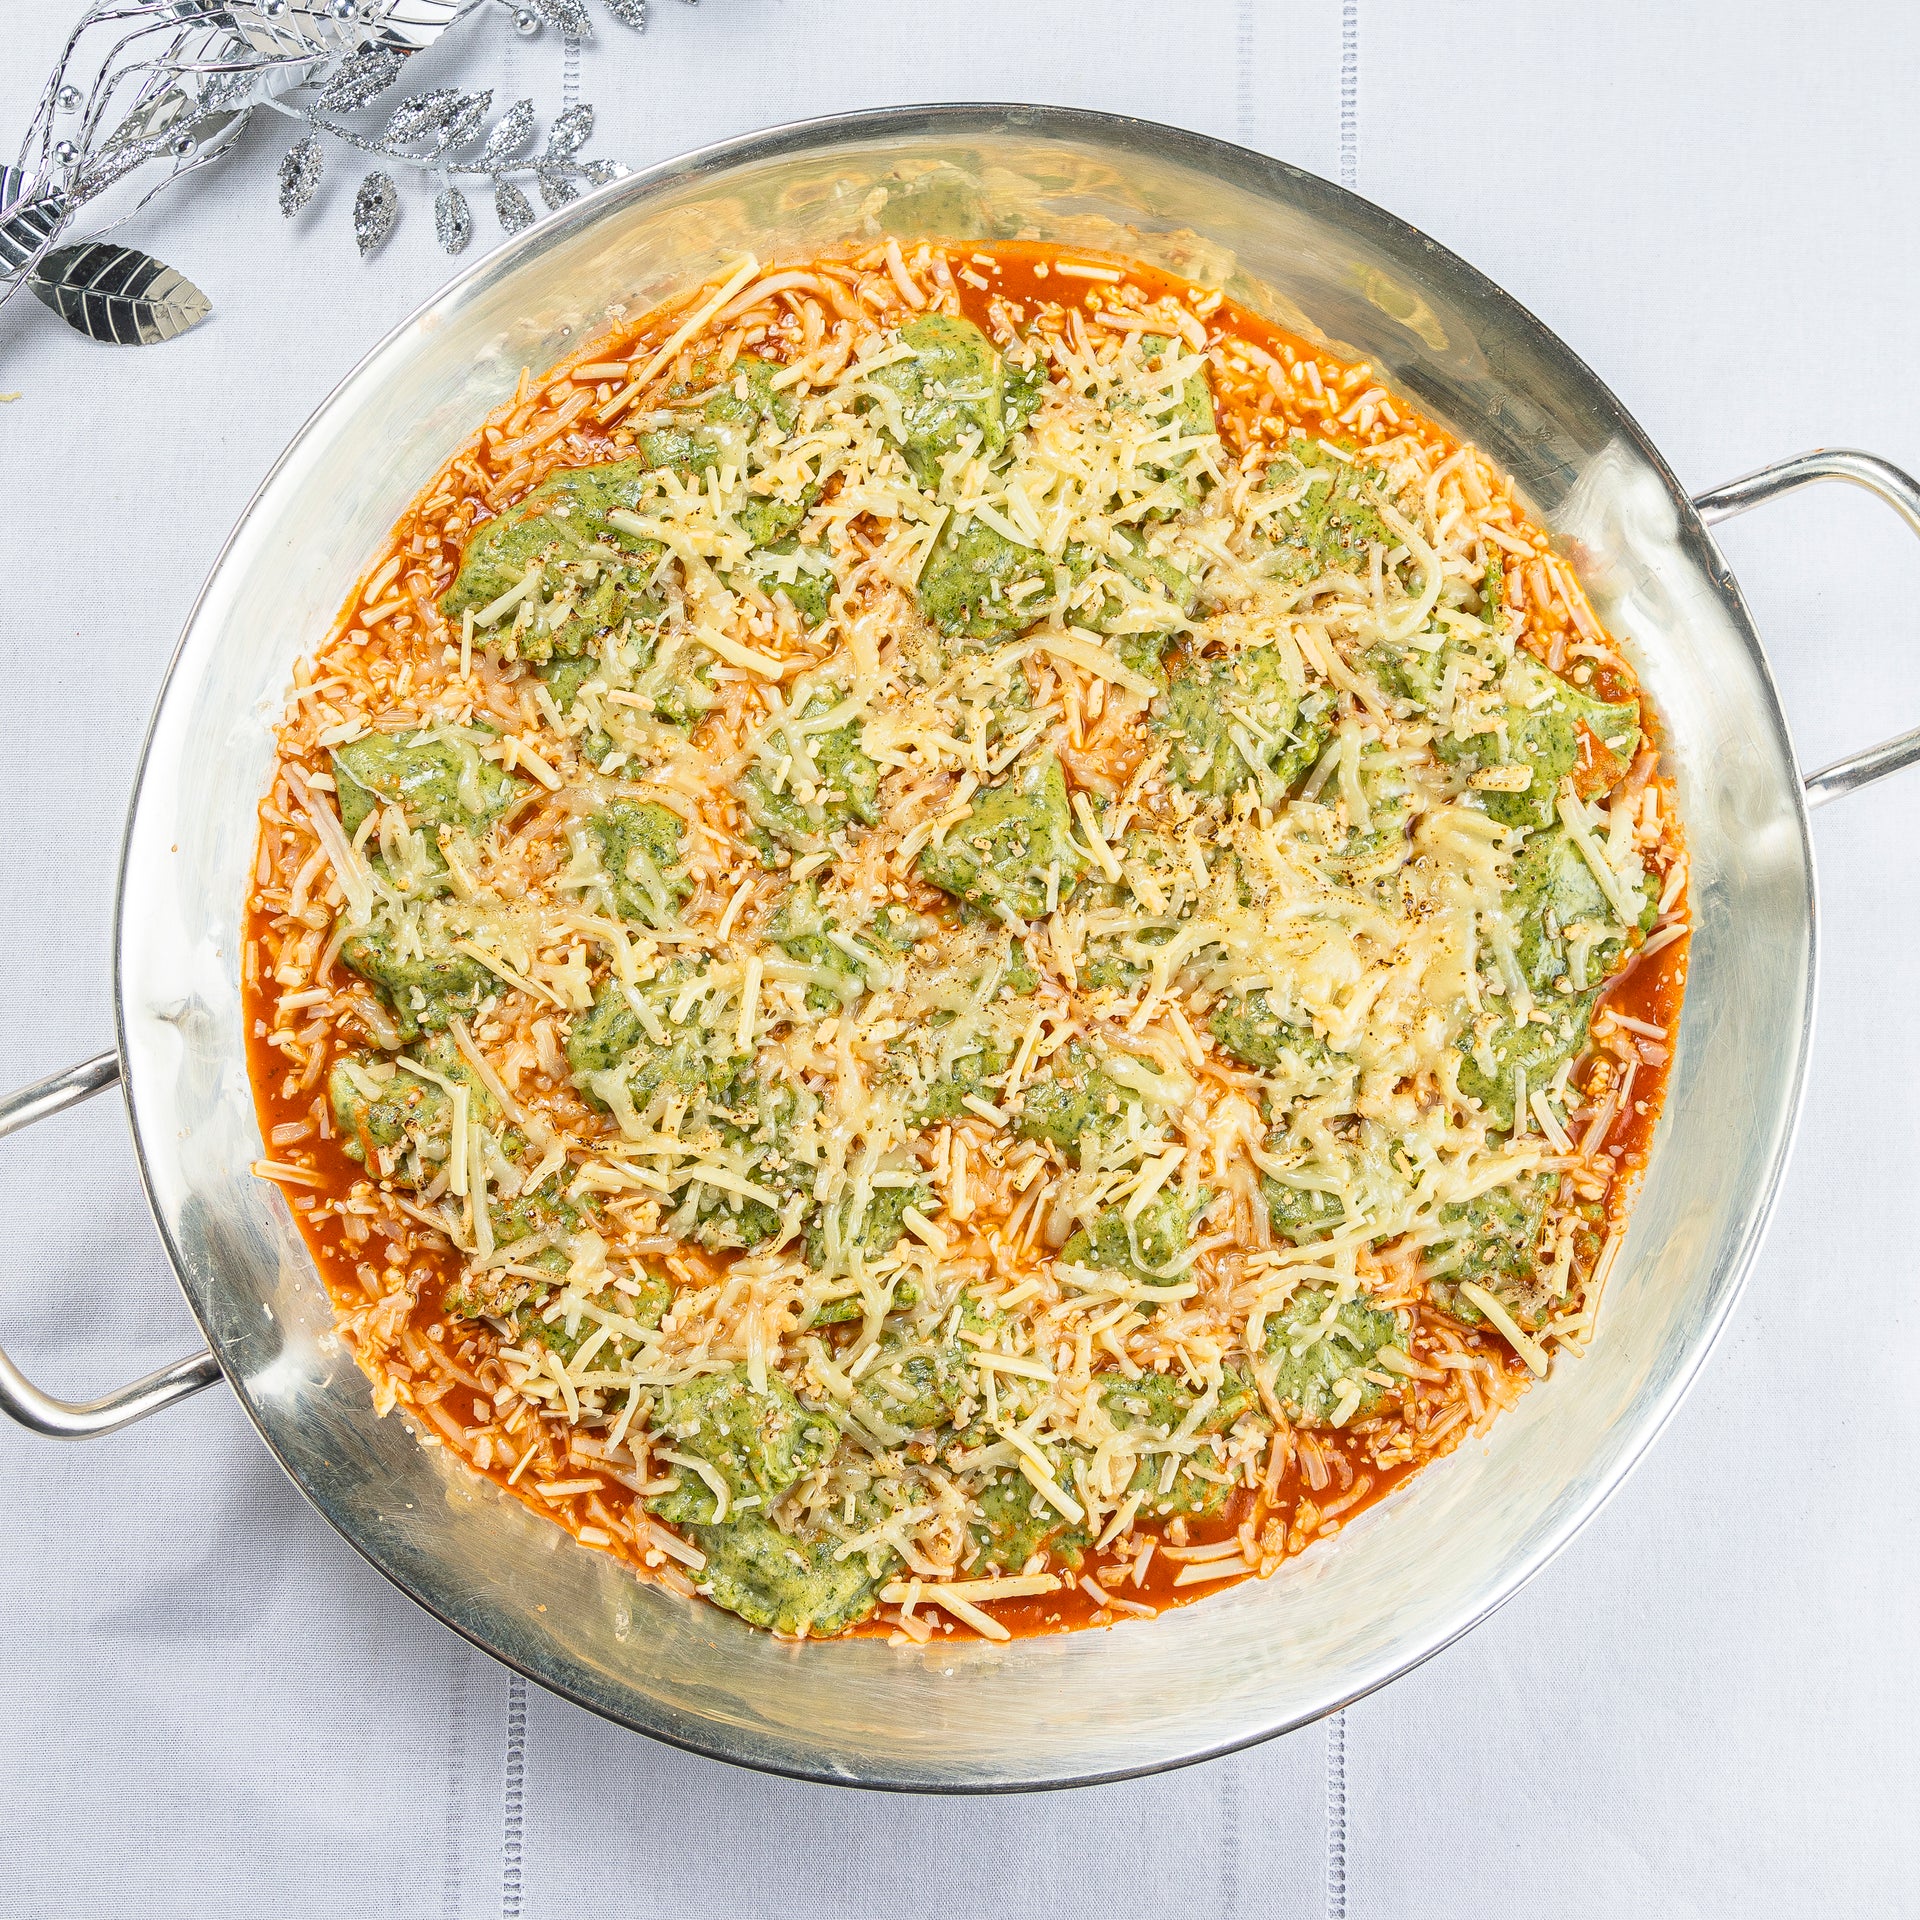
[0,1051,223,1438]
[1693,449,1920,806]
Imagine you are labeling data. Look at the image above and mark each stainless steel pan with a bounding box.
[5,105,1917,1791]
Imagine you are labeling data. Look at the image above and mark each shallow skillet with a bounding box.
[5,105,1917,1791]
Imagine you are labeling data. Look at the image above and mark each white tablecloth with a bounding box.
[3,3,1916,1914]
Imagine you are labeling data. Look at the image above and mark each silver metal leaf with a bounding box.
[494,176,535,234]
[191,107,256,169]
[71,82,194,200]
[259,60,318,109]
[353,169,398,253]
[384,86,459,144]
[230,0,357,61]
[434,184,471,254]
[233,0,457,59]
[318,46,408,112]
[534,162,579,211]
[277,134,323,215]
[580,158,620,187]
[42,29,254,208]
[27,242,212,346]
[442,88,493,149]
[108,81,194,151]
[0,183,67,277]
[601,0,645,25]
[544,103,594,159]
[533,0,592,33]
[476,97,536,167]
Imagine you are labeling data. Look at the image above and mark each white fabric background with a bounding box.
[2,4,1916,1915]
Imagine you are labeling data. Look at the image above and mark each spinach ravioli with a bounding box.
[249,240,1687,1646]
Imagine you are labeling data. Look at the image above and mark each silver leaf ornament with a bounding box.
[384,86,460,144]
[476,98,537,166]
[533,0,592,34]
[494,175,535,234]
[353,169,399,253]
[534,162,579,211]
[277,134,323,215]
[0,180,69,278]
[544,103,594,159]
[233,0,459,59]
[443,90,493,149]
[231,0,375,60]
[433,184,471,253]
[317,47,409,113]
[27,241,212,345]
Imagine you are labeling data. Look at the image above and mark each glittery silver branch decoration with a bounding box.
[1,0,701,345]
[268,59,619,261]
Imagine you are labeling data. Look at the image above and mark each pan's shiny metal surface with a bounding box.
[1691,450,1920,803]
[0,1053,221,1436]
[4,105,1912,1789]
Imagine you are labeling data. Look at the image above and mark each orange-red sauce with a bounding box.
[243,238,1687,1642]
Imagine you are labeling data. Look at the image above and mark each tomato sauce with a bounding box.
[243,238,1687,1643]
